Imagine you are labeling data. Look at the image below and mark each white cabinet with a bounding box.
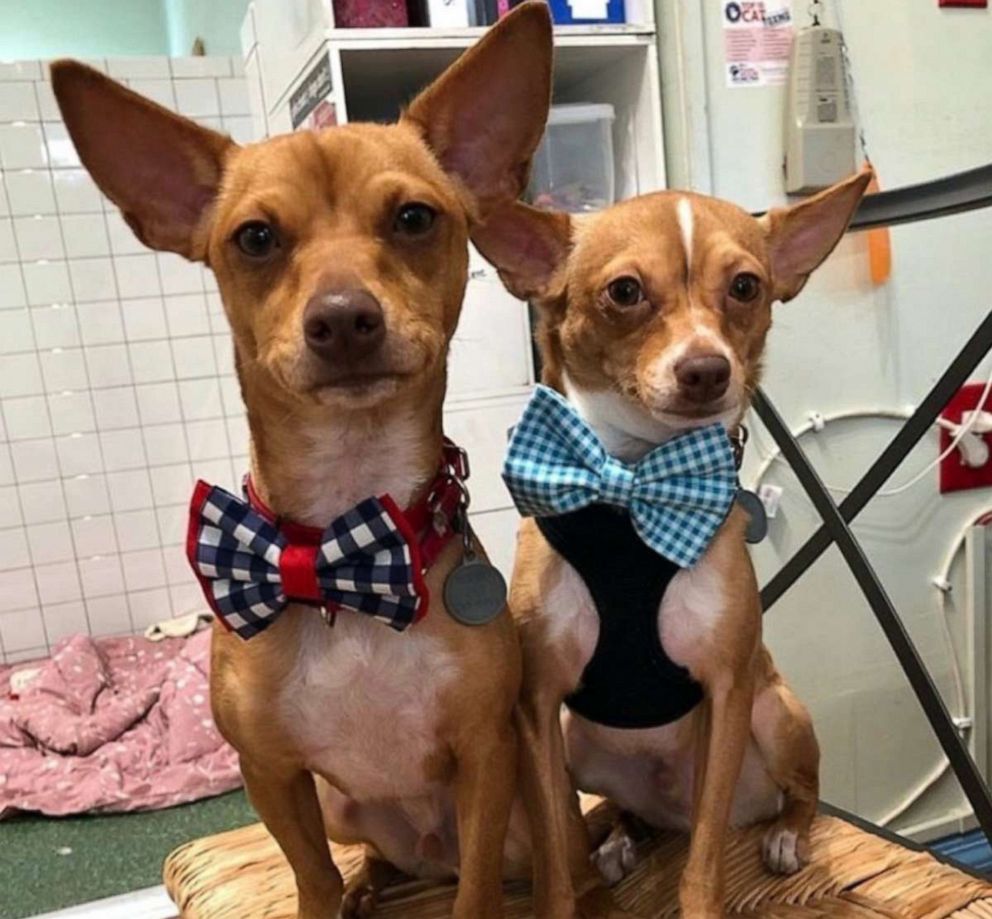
[444,393,531,576]
[242,0,666,198]
[449,273,534,399]
[240,0,667,573]
[471,507,523,579]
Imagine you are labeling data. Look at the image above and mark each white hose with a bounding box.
[878,364,992,496]
[750,363,992,498]
[876,509,992,828]
[749,407,913,491]
[876,759,951,828]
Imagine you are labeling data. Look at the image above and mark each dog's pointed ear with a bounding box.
[472,200,571,301]
[760,169,871,302]
[402,1,553,215]
[50,59,234,260]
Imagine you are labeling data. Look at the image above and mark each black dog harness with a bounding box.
[537,504,704,730]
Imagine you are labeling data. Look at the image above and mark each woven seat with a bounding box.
[164,807,992,918]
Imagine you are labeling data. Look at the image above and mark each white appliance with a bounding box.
[783,25,856,193]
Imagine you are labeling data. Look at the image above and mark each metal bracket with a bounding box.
[761,310,992,610]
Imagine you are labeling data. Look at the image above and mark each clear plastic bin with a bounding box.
[528,103,616,213]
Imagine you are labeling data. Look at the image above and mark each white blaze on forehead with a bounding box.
[677,196,694,271]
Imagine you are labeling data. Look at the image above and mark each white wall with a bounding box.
[0,0,250,61]
[662,0,992,836]
[165,0,252,56]
[0,57,254,664]
[0,0,171,59]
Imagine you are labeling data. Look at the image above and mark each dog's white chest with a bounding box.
[657,555,727,673]
[277,614,457,801]
[546,550,726,689]
[553,550,730,824]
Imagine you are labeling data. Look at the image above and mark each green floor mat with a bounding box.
[0,789,256,919]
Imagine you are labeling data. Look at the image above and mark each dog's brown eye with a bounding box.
[606,276,643,308]
[394,202,436,237]
[729,272,761,302]
[235,221,277,258]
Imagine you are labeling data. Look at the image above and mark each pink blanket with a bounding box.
[0,630,242,817]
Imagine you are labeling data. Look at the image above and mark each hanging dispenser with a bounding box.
[783,11,856,193]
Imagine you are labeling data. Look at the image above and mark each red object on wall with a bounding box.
[333,0,409,27]
[312,101,337,129]
[939,0,987,8]
[939,383,992,493]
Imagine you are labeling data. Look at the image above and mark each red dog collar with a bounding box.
[239,439,468,622]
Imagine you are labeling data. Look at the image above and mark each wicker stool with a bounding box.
[164,807,992,918]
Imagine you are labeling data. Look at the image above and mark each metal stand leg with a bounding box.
[753,390,992,839]
[747,163,992,843]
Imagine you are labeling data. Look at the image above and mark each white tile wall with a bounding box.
[0,56,255,664]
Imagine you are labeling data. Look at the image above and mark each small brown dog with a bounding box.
[477,172,871,917]
[51,7,559,919]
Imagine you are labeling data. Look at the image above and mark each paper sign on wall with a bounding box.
[722,1,794,88]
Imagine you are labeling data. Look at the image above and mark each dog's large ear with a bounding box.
[50,60,234,260]
[402,1,553,215]
[471,200,571,301]
[760,169,871,302]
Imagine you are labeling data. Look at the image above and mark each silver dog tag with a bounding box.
[444,559,507,626]
[737,489,768,544]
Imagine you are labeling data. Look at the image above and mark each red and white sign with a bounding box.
[309,99,337,130]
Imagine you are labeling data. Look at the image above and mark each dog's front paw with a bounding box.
[762,823,809,875]
[591,828,637,886]
[340,884,378,919]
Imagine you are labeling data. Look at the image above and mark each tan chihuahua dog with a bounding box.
[52,7,556,919]
[477,171,871,917]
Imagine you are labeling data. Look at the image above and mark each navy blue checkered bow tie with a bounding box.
[187,481,427,639]
[502,385,739,567]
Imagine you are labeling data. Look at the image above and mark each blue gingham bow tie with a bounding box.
[502,385,739,567]
[186,481,426,639]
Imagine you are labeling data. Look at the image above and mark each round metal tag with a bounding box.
[444,560,507,626]
[737,489,768,544]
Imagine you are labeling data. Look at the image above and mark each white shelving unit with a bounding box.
[240,0,666,572]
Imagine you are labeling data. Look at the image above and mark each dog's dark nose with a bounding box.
[303,289,385,361]
[674,353,731,404]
